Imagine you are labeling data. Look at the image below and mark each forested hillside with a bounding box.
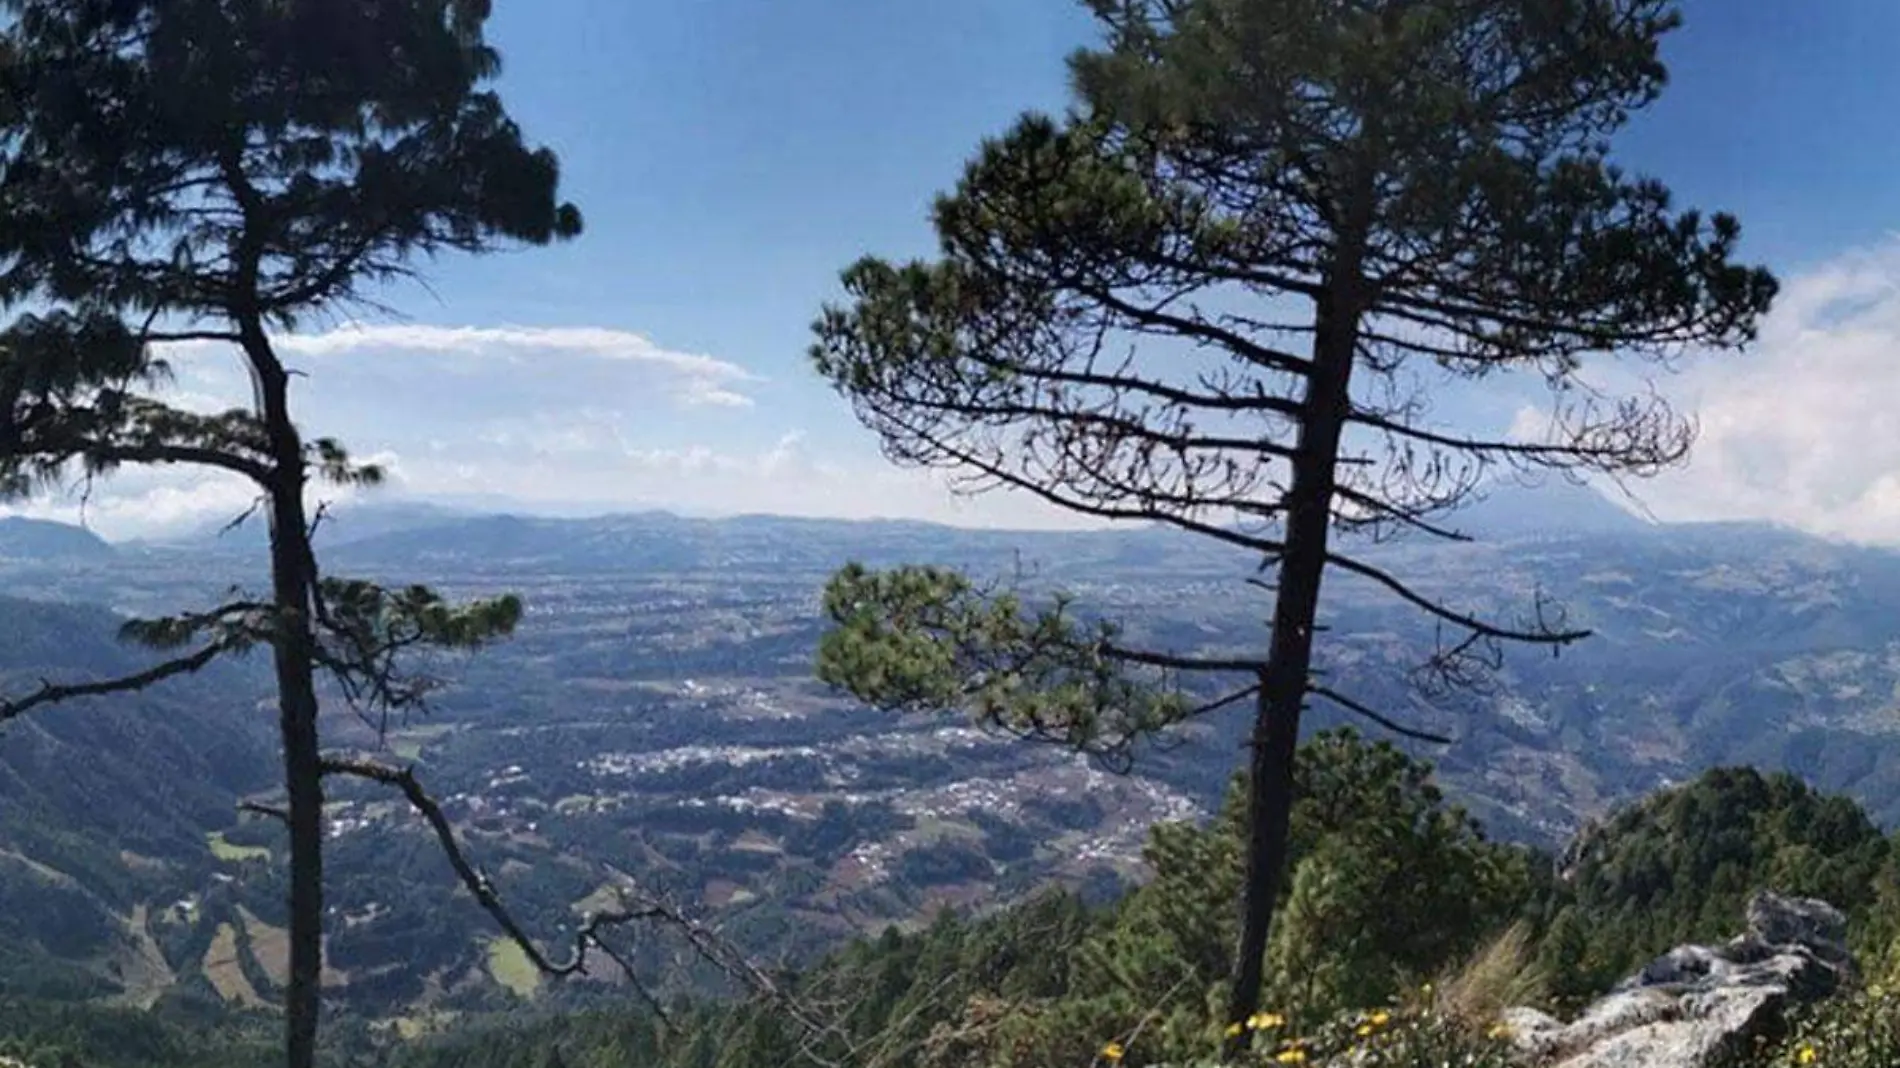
[13,747,1897,1067]
[0,596,275,1002]
[375,743,1900,1068]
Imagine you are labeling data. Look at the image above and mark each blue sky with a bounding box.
[21,0,1900,543]
[409,0,1095,470]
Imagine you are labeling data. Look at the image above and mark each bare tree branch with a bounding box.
[1100,642,1266,674]
[80,441,273,484]
[0,640,235,724]
[1072,281,1313,380]
[885,390,1301,463]
[316,756,611,978]
[1325,551,1591,646]
[317,755,853,1062]
[1347,405,1678,467]
[239,801,290,823]
[878,407,1287,559]
[218,494,269,537]
[1332,484,1475,543]
[1185,682,1263,719]
[1306,684,1452,745]
[138,330,245,344]
[576,931,674,1037]
[1369,284,1722,353]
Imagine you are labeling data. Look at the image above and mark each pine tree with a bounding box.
[1015,731,1525,1063]
[809,0,1776,1048]
[1535,905,1592,1005]
[1265,836,1387,1029]
[0,3,579,1065]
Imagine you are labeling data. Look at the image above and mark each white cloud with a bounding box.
[0,459,410,542]
[1505,404,1555,445]
[0,321,1101,539]
[4,471,261,541]
[275,323,754,381]
[1630,239,1900,543]
[160,322,761,413]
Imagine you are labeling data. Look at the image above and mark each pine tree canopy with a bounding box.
[0,0,579,683]
[811,0,1779,858]
[0,0,581,321]
[0,0,581,501]
[815,0,1776,543]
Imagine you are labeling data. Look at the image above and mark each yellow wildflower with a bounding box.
[1225,1022,1244,1038]
[1248,1012,1286,1030]
[1102,1042,1125,1063]
[1795,1045,1817,1066]
[1355,1023,1373,1038]
[1275,1050,1307,1065]
[1368,1010,1391,1027]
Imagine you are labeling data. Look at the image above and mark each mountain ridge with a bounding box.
[0,518,115,562]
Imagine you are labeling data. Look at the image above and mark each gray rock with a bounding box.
[1501,1005,1563,1036]
[1504,891,1852,1068]
[1747,893,1850,967]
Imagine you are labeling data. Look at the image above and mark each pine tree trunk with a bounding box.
[273,569,325,1068]
[246,322,327,1068]
[1222,278,1363,1056]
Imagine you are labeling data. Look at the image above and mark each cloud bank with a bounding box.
[1631,239,1900,543]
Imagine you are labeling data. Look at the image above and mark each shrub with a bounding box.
[1115,999,1516,1068]
[1748,981,1900,1068]
[1433,922,1551,1032]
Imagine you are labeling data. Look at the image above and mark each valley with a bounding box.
[5,499,1900,1026]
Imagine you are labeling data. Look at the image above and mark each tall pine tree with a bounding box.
[0,3,579,1065]
[810,0,1776,1048]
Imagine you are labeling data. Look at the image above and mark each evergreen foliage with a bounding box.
[1532,765,1894,1002]
[0,997,280,1068]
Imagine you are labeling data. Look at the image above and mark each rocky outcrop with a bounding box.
[1505,892,1853,1068]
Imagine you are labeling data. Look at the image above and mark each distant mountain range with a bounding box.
[1442,476,1658,538]
[74,475,1671,554]
[0,517,115,562]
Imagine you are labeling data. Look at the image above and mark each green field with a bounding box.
[206,832,269,863]
[485,937,539,999]
[387,723,457,761]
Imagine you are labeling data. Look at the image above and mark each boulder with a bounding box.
[1505,892,1853,1068]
